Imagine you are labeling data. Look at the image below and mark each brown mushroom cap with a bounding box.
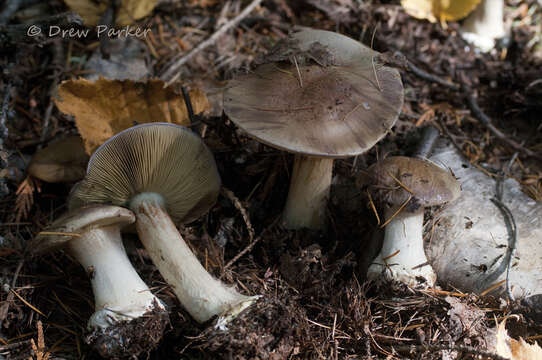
[69,123,221,224]
[31,205,135,255]
[365,156,461,209]
[224,39,403,158]
[28,136,89,183]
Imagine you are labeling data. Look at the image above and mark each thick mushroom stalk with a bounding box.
[68,225,163,329]
[223,28,404,230]
[363,156,460,288]
[461,0,505,52]
[283,155,333,229]
[367,206,436,287]
[131,193,258,323]
[31,205,169,358]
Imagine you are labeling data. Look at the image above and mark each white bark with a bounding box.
[132,196,257,323]
[461,0,505,52]
[428,141,542,300]
[68,226,163,330]
[283,155,333,230]
[367,207,436,287]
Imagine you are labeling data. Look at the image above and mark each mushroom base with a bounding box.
[367,207,436,288]
[86,299,169,359]
[283,155,333,230]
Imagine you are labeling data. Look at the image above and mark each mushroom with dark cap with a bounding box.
[31,205,169,358]
[363,156,460,287]
[224,28,403,229]
[70,123,259,324]
[28,136,89,183]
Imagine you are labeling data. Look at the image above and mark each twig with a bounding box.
[222,216,279,272]
[464,88,542,161]
[490,195,518,301]
[221,187,255,242]
[392,344,508,360]
[403,56,460,91]
[181,86,196,123]
[159,0,263,85]
[403,52,541,161]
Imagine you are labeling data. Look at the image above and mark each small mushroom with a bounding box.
[28,136,89,183]
[461,0,505,52]
[70,123,258,324]
[224,28,403,230]
[31,205,168,358]
[364,156,460,287]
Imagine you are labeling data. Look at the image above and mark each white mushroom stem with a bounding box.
[367,206,436,287]
[68,225,163,330]
[461,0,505,52]
[130,193,258,323]
[283,155,333,230]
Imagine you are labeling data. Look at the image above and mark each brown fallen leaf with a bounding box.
[495,317,542,360]
[64,0,158,26]
[54,78,209,154]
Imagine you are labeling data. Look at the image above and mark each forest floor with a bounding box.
[0,0,541,359]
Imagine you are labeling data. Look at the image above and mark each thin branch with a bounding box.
[222,216,279,273]
[398,50,541,161]
[464,89,542,161]
[160,0,263,86]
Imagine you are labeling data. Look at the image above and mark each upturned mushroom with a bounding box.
[31,205,168,358]
[28,136,89,183]
[363,156,460,287]
[70,123,258,323]
[224,28,403,230]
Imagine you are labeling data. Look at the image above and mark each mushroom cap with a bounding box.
[69,123,221,224]
[290,27,379,66]
[224,31,403,158]
[365,156,461,208]
[31,205,135,254]
[28,136,89,183]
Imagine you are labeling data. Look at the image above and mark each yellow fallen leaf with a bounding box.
[54,78,209,154]
[401,0,482,23]
[496,317,542,360]
[64,0,158,26]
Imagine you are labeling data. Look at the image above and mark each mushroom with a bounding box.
[69,123,258,324]
[363,156,461,287]
[224,28,403,229]
[31,205,168,358]
[461,0,505,52]
[28,136,89,183]
[428,139,542,303]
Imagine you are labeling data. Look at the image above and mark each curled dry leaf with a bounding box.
[54,78,209,154]
[401,0,482,23]
[495,317,542,360]
[64,0,158,26]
